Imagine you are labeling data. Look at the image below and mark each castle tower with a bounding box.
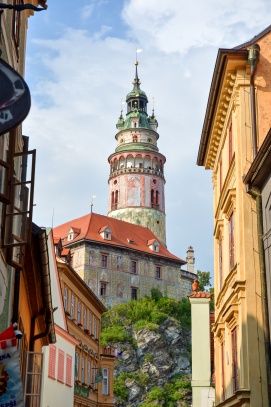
[107,62,167,245]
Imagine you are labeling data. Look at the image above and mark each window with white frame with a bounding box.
[102,368,109,395]
[87,360,91,386]
[81,357,85,384]
[64,287,68,311]
[89,312,93,334]
[94,317,97,339]
[77,301,81,324]
[83,307,87,329]
[24,352,43,407]
[75,353,79,381]
[71,294,75,319]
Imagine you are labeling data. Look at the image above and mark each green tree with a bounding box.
[196,270,212,291]
[196,270,214,311]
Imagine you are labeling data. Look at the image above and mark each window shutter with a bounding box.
[66,354,72,386]
[48,345,56,379]
[58,349,65,383]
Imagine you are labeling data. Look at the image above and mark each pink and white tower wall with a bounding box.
[107,62,167,245]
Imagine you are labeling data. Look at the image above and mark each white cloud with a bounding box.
[24,0,271,276]
[122,0,271,54]
[81,4,95,20]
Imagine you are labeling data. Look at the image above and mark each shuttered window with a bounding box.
[66,354,72,386]
[48,345,56,379]
[57,350,65,383]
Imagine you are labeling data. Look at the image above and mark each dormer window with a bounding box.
[147,239,160,253]
[67,227,80,242]
[127,239,135,245]
[99,226,112,241]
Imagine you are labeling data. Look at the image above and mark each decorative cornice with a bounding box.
[197,49,248,168]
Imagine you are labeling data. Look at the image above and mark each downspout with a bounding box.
[248,44,260,159]
[29,229,56,351]
[248,186,271,406]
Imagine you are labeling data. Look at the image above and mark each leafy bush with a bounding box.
[150,310,167,324]
[136,371,150,387]
[150,287,163,301]
[134,320,159,332]
[144,353,153,363]
[100,325,131,345]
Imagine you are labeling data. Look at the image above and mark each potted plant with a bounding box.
[65,310,70,317]
[77,322,83,327]
[84,329,90,335]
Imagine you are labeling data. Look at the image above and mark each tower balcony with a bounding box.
[109,166,165,180]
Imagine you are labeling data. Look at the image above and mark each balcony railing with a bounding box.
[109,166,164,180]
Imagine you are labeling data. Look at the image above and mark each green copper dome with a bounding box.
[116,62,158,132]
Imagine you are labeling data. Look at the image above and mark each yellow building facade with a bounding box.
[197,26,271,406]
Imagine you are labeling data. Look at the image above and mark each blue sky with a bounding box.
[23,0,271,279]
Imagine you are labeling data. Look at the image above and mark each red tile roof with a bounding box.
[69,227,81,235]
[61,248,70,256]
[188,292,213,298]
[53,236,62,245]
[147,238,157,246]
[53,212,185,263]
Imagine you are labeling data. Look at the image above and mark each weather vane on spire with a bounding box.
[135,48,142,64]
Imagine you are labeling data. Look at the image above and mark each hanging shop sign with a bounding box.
[0,59,31,136]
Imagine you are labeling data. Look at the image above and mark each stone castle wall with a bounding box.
[71,242,195,308]
[108,207,166,246]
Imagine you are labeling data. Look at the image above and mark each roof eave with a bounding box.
[197,48,248,167]
[62,237,184,263]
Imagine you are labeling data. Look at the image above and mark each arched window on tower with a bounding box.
[111,191,114,210]
[151,189,155,208]
[115,190,118,209]
[133,135,138,142]
[156,191,159,209]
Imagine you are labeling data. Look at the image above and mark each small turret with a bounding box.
[186,246,195,273]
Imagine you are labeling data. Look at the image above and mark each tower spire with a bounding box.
[133,61,140,89]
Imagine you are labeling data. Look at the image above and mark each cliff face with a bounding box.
[113,317,192,406]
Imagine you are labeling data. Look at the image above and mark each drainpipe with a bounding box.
[248,44,260,159]
[248,186,271,406]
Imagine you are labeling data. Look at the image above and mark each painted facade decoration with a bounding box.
[53,213,196,308]
[108,62,166,244]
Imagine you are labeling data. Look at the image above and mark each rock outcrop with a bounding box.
[113,317,192,406]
